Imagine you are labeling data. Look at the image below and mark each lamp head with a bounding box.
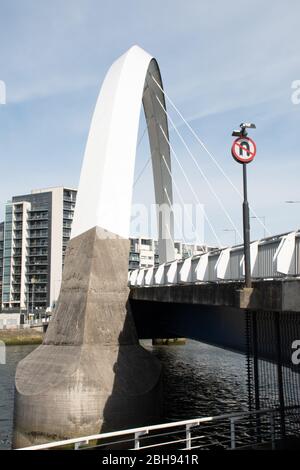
[232,122,256,137]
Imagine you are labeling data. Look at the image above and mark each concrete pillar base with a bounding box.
[13,227,162,448]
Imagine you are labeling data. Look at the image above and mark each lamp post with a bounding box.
[250,216,266,239]
[231,123,257,288]
[223,229,237,246]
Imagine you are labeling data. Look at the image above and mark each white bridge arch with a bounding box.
[72,45,174,262]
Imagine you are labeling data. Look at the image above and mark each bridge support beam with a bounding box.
[13,227,162,448]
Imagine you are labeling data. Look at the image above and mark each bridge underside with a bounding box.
[131,288,300,430]
[130,279,300,362]
[131,299,247,353]
[130,279,300,353]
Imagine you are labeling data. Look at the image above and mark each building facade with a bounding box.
[0,223,4,307]
[1,187,209,312]
[1,187,76,312]
[129,238,158,270]
[129,237,208,271]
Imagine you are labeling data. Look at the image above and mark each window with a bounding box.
[141,239,152,246]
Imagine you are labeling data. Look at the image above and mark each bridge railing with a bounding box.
[129,230,300,287]
[18,406,300,450]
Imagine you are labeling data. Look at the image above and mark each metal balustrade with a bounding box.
[129,231,300,287]
[18,407,300,451]
[27,214,48,221]
[28,223,49,230]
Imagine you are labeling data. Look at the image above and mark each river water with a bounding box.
[0,340,248,450]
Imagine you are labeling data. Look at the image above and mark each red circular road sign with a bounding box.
[231,137,256,164]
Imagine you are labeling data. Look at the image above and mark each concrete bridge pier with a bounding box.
[13,227,162,448]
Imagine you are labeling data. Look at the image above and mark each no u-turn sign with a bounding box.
[231,137,256,164]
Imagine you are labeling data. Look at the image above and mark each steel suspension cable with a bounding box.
[161,154,205,244]
[159,124,222,247]
[150,74,271,237]
[155,94,243,242]
[163,185,190,246]
[134,126,194,245]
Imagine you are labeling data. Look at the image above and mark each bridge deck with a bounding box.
[130,279,300,313]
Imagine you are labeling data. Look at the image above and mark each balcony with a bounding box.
[27,214,48,221]
[11,283,21,294]
[27,250,48,257]
[63,195,76,202]
[27,231,48,239]
[14,242,23,249]
[26,266,48,272]
[29,241,48,248]
[63,202,76,211]
[12,288,21,294]
[26,262,48,268]
[129,261,139,269]
[26,288,47,294]
[27,272,48,278]
[63,230,71,238]
[63,213,74,220]
[30,206,48,212]
[129,252,140,259]
[28,223,49,230]
[26,273,48,280]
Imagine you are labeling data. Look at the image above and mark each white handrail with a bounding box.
[18,407,283,450]
[129,230,300,286]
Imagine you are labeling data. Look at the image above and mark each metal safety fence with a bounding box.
[129,231,300,286]
[246,310,300,440]
[19,407,300,451]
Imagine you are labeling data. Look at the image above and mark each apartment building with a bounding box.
[129,238,159,270]
[1,187,76,311]
[1,186,209,312]
[0,223,4,307]
[129,237,208,270]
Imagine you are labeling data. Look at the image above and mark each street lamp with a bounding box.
[232,122,256,137]
[231,122,257,288]
[223,229,237,246]
[250,216,266,239]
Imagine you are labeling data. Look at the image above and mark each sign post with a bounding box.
[231,126,256,288]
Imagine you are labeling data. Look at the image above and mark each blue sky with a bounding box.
[0,0,300,246]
